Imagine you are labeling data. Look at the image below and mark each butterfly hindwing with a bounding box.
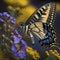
[42,23,56,47]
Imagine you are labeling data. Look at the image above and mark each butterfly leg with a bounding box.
[28,29,35,45]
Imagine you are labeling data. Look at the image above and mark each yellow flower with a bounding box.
[26,46,40,60]
[45,50,60,60]
[4,0,29,7]
[7,5,13,10]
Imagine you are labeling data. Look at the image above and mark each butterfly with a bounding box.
[17,2,56,47]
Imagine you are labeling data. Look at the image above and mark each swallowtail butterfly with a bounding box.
[18,2,56,47]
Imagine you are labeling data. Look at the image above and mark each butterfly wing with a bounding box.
[25,2,56,47]
[25,2,56,25]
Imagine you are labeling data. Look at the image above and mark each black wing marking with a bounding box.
[25,2,56,25]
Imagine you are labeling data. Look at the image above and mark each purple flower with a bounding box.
[18,50,26,59]
[11,29,22,44]
[15,29,19,34]
[11,29,27,59]
[21,40,27,46]
[0,12,27,59]
[0,12,16,24]
[0,13,2,16]
[10,16,16,24]
[3,12,10,17]
[11,40,27,59]
[11,35,22,44]
[11,18,16,24]
[0,18,4,22]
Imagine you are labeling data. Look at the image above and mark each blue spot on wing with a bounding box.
[41,23,56,46]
